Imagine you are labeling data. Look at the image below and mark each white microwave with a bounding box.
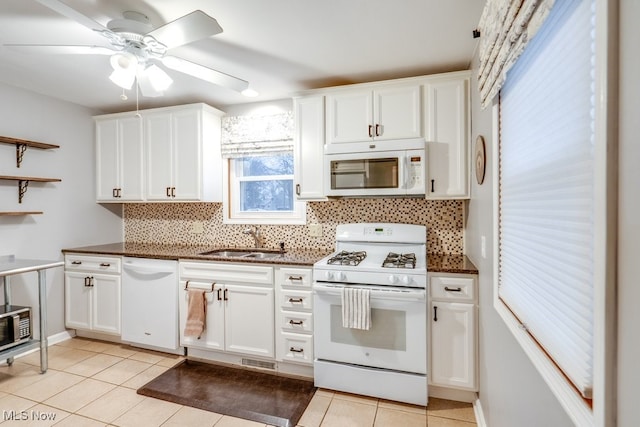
[325,144,426,197]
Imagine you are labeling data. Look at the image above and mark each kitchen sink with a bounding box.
[199,249,283,259]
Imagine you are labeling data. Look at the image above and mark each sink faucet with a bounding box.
[243,226,262,248]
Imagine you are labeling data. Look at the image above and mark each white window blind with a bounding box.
[499,0,594,399]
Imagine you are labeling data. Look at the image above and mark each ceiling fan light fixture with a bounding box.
[109,51,138,71]
[109,67,136,90]
[142,64,173,92]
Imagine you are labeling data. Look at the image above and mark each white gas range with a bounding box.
[312,223,428,406]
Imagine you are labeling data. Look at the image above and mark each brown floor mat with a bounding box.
[137,360,316,427]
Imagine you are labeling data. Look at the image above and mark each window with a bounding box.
[225,154,305,224]
[490,0,615,425]
[221,111,306,225]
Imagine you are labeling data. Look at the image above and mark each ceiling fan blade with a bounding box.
[34,0,123,43]
[4,44,117,55]
[162,56,248,93]
[146,10,223,50]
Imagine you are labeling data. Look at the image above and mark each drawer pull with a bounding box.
[289,319,304,326]
[288,276,303,281]
[444,286,462,292]
[289,347,304,353]
[433,306,438,322]
[288,297,304,303]
[100,263,111,267]
[71,261,82,265]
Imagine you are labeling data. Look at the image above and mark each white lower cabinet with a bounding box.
[179,261,274,358]
[275,267,313,365]
[429,273,478,391]
[64,254,121,335]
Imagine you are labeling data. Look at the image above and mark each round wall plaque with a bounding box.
[475,135,486,185]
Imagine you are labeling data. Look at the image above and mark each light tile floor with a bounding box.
[0,338,477,426]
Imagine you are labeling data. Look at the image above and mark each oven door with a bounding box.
[313,283,427,374]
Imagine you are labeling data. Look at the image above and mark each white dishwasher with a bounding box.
[121,257,181,354]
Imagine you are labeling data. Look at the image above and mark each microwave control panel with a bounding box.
[408,154,423,190]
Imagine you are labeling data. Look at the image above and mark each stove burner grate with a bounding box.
[382,252,416,269]
[327,250,367,266]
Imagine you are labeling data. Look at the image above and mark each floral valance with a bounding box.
[477,0,556,108]
[221,111,294,158]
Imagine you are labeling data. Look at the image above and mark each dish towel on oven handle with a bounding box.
[184,289,207,339]
[342,286,371,330]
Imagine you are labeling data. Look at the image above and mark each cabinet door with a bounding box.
[294,96,326,200]
[179,282,225,351]
[64,272,92,330]
[91,273,121,335]
[95,120,120,201]
[224,284,274,358]
[430,301,476,390]
[145,113,174,200]
[373,85,421,141]
[425,78,469,199]
[118,117,144,201]
[172,109,202,200]
[326,90,373,144]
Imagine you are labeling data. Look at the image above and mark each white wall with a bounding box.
[616,0,639,425]
[0,83,123,337]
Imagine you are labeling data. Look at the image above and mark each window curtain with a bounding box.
[477,0,556,109]
[220,112,294,158]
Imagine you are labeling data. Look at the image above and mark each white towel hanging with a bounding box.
[342,287,371,330]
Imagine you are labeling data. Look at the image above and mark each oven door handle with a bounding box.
[313,283,425,301]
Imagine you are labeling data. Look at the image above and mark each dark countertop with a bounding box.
[427,254,479,274]
[62,243,478,274]
[62,242,331,267]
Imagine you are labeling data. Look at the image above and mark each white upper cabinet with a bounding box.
[95,116,144,202]
[326,84,421,146]
[145,104,224,201]
[424,74,470,199]
[95,103,223,203]
[293,95,326,200]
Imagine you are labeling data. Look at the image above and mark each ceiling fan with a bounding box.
[6,0,253,97]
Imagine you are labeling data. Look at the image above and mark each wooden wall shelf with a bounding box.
[0,175,61,203]
[0,212,43,216]
[0,136,60,168]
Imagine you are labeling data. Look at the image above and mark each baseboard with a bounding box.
[47,330,76,345]
[473,397,488,427]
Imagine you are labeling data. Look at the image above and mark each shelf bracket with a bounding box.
[18,180,29,204]
[16,144,27,168]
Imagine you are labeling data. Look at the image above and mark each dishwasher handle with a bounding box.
[123,262,175,277]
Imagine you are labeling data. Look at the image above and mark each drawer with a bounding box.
[279,310,313,333]
[276,332,313,365]
[277,267,312,289]
[65,254,121,274]
[430,275,476,302]
[279,289,312,311]
[180,261,273,285]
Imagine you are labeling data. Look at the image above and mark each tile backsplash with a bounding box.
[124,198,464,254]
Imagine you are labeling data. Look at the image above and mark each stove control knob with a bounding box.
[335,272,346,281]
[401,276,412,285]
[388,275,399,284]
[326,271,335,281]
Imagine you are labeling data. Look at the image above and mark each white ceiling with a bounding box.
[0,0,485,114]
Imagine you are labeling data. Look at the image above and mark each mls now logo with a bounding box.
[3,410,57,421]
